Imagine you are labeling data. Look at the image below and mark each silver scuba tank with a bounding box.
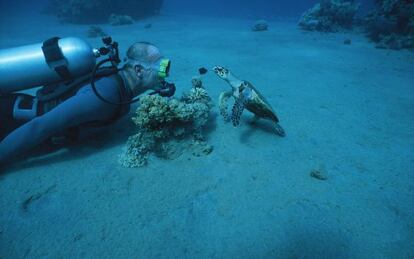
[0,37,97,94]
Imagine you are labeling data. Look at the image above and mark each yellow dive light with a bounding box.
[157,58,171,78]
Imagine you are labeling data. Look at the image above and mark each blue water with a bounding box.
[0,0,413,258]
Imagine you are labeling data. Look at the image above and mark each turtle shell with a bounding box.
[243,81,279,123]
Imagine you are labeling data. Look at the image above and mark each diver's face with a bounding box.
[134,64,160,90]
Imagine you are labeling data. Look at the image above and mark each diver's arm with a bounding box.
[0,77,121,164]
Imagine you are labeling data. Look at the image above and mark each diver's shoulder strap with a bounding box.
[36,66,120,103]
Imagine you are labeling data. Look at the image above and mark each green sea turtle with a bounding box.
[213,66,285,137]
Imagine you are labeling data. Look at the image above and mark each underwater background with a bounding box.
[1,0,414,258]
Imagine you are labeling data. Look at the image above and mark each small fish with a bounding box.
[198,67,208,75]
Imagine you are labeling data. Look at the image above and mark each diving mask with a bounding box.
[133,58,171,79]
[153,58,171,79]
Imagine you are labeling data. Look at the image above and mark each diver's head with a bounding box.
[123,42,171,95]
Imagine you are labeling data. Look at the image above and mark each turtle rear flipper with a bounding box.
[274,123,286,137]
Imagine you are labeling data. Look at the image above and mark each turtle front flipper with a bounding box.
[231,86,252,126]
[219,91,232,122]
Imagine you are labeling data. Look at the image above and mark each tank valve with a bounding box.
[94,36,120,65]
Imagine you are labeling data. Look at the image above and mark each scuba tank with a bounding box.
[0,37,98,94]
[0,36,122,120]
[0,36,123,144]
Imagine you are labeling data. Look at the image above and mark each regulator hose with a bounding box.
[90,58,141,105]
[91,58,175,106]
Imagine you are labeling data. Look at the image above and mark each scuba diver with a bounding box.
[0,37,175,166]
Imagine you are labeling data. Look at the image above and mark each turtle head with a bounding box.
[213,66,231,80]
[213,66,245,90]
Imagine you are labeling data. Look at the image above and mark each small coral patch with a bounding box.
[119,84,213,168]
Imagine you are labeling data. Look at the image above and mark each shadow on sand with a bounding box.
[2,111,220,174]
[2,116,135,173]
[240,117,282,144]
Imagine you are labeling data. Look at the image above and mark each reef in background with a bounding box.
[365,0,414,49]
[108,14,134,26]
[45,0,163,24]
[119,80,214,168]
[299,0,360,32]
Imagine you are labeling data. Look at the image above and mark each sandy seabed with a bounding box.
[0,12,413,258]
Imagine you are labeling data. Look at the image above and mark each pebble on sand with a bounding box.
[310,166,328,181]
[252,20,269,31]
